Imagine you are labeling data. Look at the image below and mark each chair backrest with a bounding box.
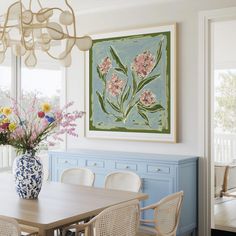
[223,165,236,194]
[91,200,140,236]
[0,215,20,236]
[60,168,95,186]
[154,191,184,236]
[104,171,141,192]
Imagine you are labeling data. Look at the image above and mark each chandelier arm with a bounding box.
[46,41,74,60]
[64,0,76,38]
[0,25,19,29]
[37,7,64,16]
[19,0,34,51]
[29,0,32,11]
[37,0,43,9]
[0,1,19,40]
[66,26,69,35]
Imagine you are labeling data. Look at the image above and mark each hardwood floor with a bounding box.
[214,197,236,233]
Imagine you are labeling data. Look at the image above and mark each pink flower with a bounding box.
[98,57,112,75]
[132,51,155,79]
[106,74,125,96]
[140,90,156,106]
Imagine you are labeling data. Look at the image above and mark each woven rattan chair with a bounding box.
[137,191,184,236]
[0,215,38,236]
[60,168,95,186]
[105,171,141,192]
[62,200,140,236]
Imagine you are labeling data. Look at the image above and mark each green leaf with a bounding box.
[110,46,128,75]
[137,74,160,93]
[106,99,120,113]
[125,100,139,117]
[96,65,105,83]
[156,40,163,66]
[138,103,164,113]
[132,71,137,95]
[115,117,124,122]
[96,91,108,114]
[121,87,131,104]
[150,40,163,74]
[114,67,127,74]
[137,109,149,124]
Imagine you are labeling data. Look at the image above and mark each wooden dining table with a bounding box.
[0,173,148,236]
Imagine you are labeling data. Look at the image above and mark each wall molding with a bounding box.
[198,6,236,236]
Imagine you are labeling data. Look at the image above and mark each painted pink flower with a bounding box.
[140,90,156,106]
[132,51,155,79]
[106,74,125,96]
[98,57,112,76]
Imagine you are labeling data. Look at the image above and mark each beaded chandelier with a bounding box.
[0,0,92,67]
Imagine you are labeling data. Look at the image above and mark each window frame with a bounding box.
[0,52,66,171]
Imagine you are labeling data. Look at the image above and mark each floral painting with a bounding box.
[86,25,176,142]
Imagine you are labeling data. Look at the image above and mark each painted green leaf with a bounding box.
[106,99,120,113]
[125,100,139,117]
[150,40,163,74]
[121,87,131,104]
[96,91,108,114]
[132,71,137,95]
[137,74,160,93]
[115,117,124,122]
[138,103,164,113]
[96,65,105,83]
[110,46,128,75]
[114,67,126,74]
[137,109,149,124]
[156,40,163,66]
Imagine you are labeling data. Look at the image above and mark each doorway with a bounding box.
[212,19,236,233]
[199,7,236,236]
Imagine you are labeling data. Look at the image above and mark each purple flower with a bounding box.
[140,90,156,106]
[98,57,112,76]
[131,51,155,79]
[45,116,55,123]
[106,74,125,96]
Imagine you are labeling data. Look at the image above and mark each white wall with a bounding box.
[65,0,236,156]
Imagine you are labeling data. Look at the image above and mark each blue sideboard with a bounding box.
[48,149,198,236]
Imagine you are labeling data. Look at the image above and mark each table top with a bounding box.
[0,174,148,231]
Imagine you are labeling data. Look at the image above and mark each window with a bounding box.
[0,51,13,170]
[0,51,64,171]
[0,51,12,106]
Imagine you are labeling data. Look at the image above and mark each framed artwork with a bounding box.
[85,24,176,142]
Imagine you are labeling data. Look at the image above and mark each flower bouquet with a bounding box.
[0,98,83,199]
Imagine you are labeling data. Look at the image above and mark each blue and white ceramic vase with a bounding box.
[12,151,43,199]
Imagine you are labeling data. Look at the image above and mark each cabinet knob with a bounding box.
[93,163,97,166]
[64,160,68,164]
[126,166,129,169]
[156,168,161,172]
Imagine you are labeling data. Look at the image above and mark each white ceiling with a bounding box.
[0,0,182,14]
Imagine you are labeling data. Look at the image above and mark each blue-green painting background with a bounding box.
[89,31,171,133]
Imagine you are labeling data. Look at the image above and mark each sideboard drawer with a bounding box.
[147,165,170,174]
[57,158,78,167]
[86,160,105,168]
[115,162,137,171]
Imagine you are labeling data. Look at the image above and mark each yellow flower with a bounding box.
[0,108,3,113]
[41,103,51,113]
[9,123,16,131]
[2,107,12,116]
[3,118,9,123]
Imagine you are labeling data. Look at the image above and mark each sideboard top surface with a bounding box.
[49,149,198,164]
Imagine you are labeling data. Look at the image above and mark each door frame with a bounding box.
[198,7,236,236]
